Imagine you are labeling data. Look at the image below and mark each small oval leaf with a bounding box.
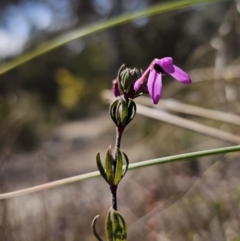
[112,211,122,241]
[126,100,136,125]
[113,148,123,185]
[115,211,127,240]
[121,152,129,179]
[110,99,120,126]
[96,152,109,184]
[105,146,114,184]
[105,209,114,241]
[120,99,128,125]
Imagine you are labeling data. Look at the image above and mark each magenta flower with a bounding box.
[134,57,191,104]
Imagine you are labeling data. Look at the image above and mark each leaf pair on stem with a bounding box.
[96,146,129,186]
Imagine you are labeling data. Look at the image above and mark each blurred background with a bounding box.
[0,0,240,240]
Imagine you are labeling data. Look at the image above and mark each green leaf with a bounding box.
[109,99,120,126]
[120,99,128,126]
[96,152,109,184]
[0,0,218,74]
[117,65,126,94]
[116,100,122,126]
[121,152,129,179]
[105,209,114,241]
[116,211,127,241]
[126,100,136,125]
[110,209,127,241]
[105,146,114,185]
[112,211,122,241]
[113,148,123,185]
[92,215,105,241]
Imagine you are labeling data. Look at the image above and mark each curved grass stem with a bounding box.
[0,0,219,74]
[0,145,239,200]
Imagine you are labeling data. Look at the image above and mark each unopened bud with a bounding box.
[112,65,141,99]
[109,98,136,129]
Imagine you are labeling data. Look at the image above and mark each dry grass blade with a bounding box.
[136,96,240,126]
[137,104,240,144]
[101,90,240,144]
[0,171,100,200]
[188,64,240,82]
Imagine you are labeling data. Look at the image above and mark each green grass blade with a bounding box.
[0,144,238,200]
[129,145,240,169]
[0,0,220,74]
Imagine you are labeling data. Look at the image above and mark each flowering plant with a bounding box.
[92,58,191,240]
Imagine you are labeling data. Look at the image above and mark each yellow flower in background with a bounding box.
[55,68,85,108]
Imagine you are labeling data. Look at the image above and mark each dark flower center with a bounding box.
[154,64,164,74]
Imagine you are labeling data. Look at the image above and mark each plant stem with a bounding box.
[114,126,123,157]
[110,185,118,210]
[111,126,124,210]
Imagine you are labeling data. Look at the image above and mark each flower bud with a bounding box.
[92,209,127,241]
[109,98,136,129]
[113,65,142,99]
[105,208,127,241]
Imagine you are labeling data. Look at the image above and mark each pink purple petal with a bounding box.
[169,65,191,84]
[147,69,162,104]
[156,57,191,84]
[134,66,151,91]
[134,78,144,91]
[156,57,174,73]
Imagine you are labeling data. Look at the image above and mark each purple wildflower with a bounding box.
[134,57,191,104]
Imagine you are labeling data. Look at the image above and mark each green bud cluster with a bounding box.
[92,208,127,241]
[110,98,136,129]
[117,65,142,99]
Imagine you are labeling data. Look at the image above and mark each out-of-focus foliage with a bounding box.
[55,68,86,108]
